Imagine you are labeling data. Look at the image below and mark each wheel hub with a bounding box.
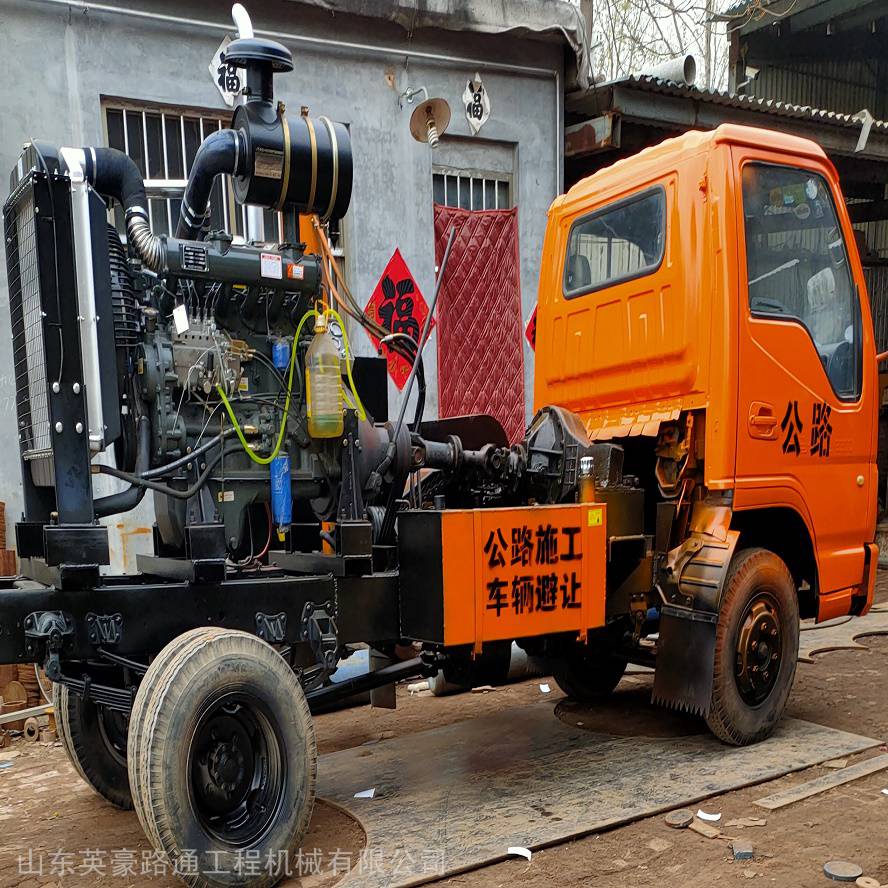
[735,594,782,706]
[208,736,247,794]
[189,696,285,847]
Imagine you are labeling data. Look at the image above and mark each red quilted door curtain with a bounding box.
[433,205,525,443]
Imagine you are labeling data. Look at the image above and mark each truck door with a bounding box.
[733,150,877,599]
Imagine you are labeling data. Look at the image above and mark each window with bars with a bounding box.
[102,99,344,254]
[433,168,511,211]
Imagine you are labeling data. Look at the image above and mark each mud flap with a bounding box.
[652,604,718,716]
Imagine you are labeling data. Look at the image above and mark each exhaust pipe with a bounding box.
[635,54,697,86]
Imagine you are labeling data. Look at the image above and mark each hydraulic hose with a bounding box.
[176,129,243,240]
[82,147,164,271]
[96,443,243,501]
[93,416,150,518]
[141,429,236,479]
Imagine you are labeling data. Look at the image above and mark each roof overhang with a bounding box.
[283,0,593,87]
[727,0,887,37]
[567,76,888,164]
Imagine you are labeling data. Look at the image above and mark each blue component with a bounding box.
[270,454,292,529]
[272,339,291,371]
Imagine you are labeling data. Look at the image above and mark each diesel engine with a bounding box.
[3,36,625,577]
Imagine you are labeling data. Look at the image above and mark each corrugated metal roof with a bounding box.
[725,0,766,15]
[613,73,888,132]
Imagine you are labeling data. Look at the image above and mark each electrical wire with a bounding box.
[312,219,418,367]
[249,348,288,390]
[325,306,366,421]
[172,346,215,431]
[215,314,303,466]
[257,503,273,560]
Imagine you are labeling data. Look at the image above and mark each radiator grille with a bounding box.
[5,183,51,459]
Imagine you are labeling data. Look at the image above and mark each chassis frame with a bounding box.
[0,556,403,711]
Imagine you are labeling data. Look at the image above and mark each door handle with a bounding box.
[748,402,778,439]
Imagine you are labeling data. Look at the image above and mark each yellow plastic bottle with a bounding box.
[305,314,344,438]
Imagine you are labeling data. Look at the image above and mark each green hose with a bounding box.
[217,307,366,465]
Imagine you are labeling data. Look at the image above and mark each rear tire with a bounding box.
[706,547,799,746]
[552,643,628,703]
[129,629,316,888]
[53,682,132,810]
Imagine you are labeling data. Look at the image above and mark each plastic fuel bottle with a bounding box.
[305,313,344,438]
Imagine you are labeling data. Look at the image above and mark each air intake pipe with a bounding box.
[82,147,164,271]
[175,128,244,240]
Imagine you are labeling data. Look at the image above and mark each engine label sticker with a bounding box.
[254,147,284,180]
[261,252,283,280]
[181,243,208,273]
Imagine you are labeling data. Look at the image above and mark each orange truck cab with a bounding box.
[525,123,878,738]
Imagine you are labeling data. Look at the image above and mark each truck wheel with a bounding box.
[706,547,799,746]
[53,682,132,810]
[551,643,628,703]
[128,627,227,841]
[129,629,317,888]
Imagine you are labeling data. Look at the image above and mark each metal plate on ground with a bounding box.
[317,704,877,888]
[798,606,888,663]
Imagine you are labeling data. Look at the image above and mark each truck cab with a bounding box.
[535,123,879,631]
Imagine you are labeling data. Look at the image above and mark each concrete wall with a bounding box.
[0,0,562,571]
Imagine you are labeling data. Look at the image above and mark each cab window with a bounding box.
[741,163,861,400]
[563,187,665,298]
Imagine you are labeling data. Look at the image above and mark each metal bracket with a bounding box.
[85,612,123,646]
[338,412,365,523]
[301,601,339,673]
[23,610,74,681]
[255,611,287,644]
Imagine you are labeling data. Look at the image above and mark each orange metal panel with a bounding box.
[440,509,476,647]
[730,141,877,595]
[439,503,607,647]
[534,124,878,596]
[533,128,736,488]
[817,587,854,623]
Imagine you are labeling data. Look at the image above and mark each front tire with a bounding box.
[53,682,132,810]
[129,629,316,888]
[706,547,799,746]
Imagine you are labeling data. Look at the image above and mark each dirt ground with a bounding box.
[3,581,888,888]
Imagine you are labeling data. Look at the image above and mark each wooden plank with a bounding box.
[753,753,888,811]
[0,703,52,727]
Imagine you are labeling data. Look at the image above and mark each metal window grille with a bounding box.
[102,100,346,257]
[432,169,511,211]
